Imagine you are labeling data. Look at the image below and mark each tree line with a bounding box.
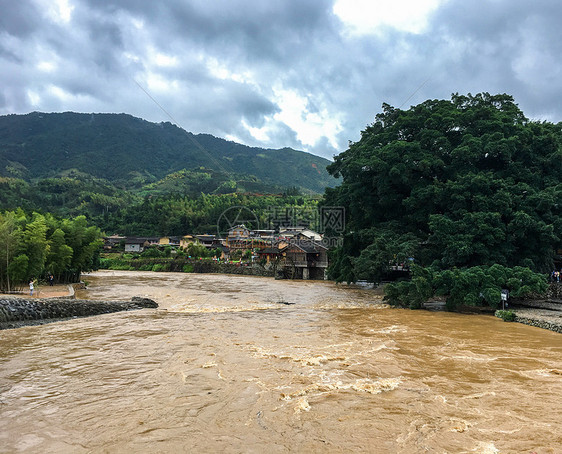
[0,173,318,236]
[0,210,102,292]
[103,192,317,236]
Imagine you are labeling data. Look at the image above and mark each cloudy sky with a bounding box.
[1,0,561,159]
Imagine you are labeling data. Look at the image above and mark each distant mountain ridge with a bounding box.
[0,111,336,193]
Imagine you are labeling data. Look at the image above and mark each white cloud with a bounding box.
[27,90,41,106]
[154,53,178,68]
[333,0,445,35]
[272,88,343,150]
[39,0,75,24]
[37,61,56,72]
[145,73,179,93]
[242,118,270,142]
[205,57,255,85]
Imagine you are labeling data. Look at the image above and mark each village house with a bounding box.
[253,229,275,241]
[195,234,217,249]
[103,234,126,250]
[227,225,270,253]
[159,236,181,247]
[282,240,328,280]
[124,237,160,253]
[119,224,329,280]
[257,246,284,264]
[124,238,149,253]
[144,237,160,247]
[227,225,251,240]
[278,226,323,242]
[180,235,196,249]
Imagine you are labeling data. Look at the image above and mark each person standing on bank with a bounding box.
[49,274,54,286]
[29,279,35,296]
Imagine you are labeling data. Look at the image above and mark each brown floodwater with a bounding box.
[1,270,561,453]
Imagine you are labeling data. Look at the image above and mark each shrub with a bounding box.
[182,263,194,273]
[142,247,165,258]
[111,263,132,270]
[385,264,547,311]
[495,310,516,322]
[99,258,112,268]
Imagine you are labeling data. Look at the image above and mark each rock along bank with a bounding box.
[0,297,158,330]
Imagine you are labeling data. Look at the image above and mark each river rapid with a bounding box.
[1,270,561,453]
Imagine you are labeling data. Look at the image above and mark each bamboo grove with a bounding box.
[0,210,102,292]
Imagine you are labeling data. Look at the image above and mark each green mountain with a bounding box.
[0,111,336,193]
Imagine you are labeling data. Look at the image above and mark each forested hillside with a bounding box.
[0,112,335,193]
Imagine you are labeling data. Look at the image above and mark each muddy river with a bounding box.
[1,270,561,453]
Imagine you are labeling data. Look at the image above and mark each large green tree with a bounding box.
[325,93,562,284]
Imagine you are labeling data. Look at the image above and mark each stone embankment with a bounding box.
[511,307,562,333]
[0,297,158,330]
[511,284,562,333]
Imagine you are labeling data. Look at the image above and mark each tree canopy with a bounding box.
[325,93,562,294]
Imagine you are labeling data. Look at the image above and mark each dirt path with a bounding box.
[0,284,72,299]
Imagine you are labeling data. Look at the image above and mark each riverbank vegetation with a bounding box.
[99,251,273,276]
[325,93,559,309]
[494,309,517,322]
[100,245,221,273]
[0,210,102,291]
[384,264,547,310]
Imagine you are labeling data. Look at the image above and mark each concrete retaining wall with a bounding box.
[191,261,275,277]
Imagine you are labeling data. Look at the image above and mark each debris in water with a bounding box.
[294,397,311,413]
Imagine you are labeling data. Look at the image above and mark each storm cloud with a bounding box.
[1,0,561,158]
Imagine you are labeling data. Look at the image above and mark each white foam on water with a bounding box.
[247,345,349,366]
[471,442,499,454]
[169,302,277,314]
[449,419,471,433]
[294,396,311,414]
[280,376,402,401]
[461,391,497,400]
[369,325,407,334]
